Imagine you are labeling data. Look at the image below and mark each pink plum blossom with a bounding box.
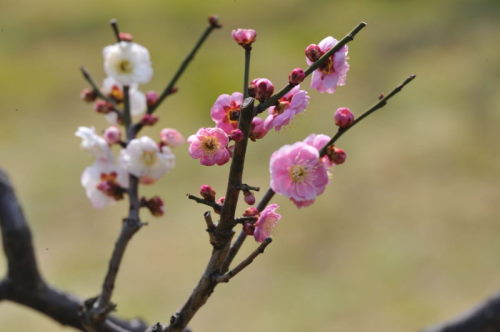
[306,36,349,94]
[303,133,333,167]
[187,127,231,166]
[160,128,185,147]
[264,85,309,131]
[250,117,268,140]
[210,92,243,134]
[270,142,329,208]
[231,29,256,48]
[254,204,281,242]
[120,136,175,184]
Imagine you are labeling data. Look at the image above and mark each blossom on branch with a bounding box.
[75,126,113,162]
[187,127,231,166]
[120,136,175,184]
[306,36,349,94]
[264,85,309,131]
[160,128,185,147]
[254,204,281,242]
[210,92,243,134]
[303,133,334,167]
[270,141,329,208]
[231,29,256,48]
[101,77,147,120]
[103,41,153,85]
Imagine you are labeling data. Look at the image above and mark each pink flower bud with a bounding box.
[104,126,122,145]
[243,191,256,205]
[141,114,159,126]
[141,196,165,217]
[231,29,256,48]
[243,207,259,217]
[80,88,97,102]
[146,91,159,108]
[327,146,347,165]
[334,107,355,128]
[160,128,184,147]
[119,32,134,42]
[305,44,322,62]
[94,100,114,114]
[248,78,274,102]
[250,117,268,141]
[200,185,216,202]
[229,129,244,142]
[288,68,305,85]
[208,15,222,28]
[243,222,255,236]
[216,196,225,206]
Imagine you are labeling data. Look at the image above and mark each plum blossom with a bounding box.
[103,41,153,85]
[210,92,243,134]
[264,85,309,131]
[249,117,268,140]
[101,77,147,119]
[303,133,333,167]
[254,204,281,242]
[334,107,355,128]
[75,126,113,162]
[306,36,349,94]
[270,141,329,208]
[231,29,256,48]
[248,78,274,102]
[81,160,129,209]
[120,136,175,184]
[160,128,185,147]
[188,127,231,166]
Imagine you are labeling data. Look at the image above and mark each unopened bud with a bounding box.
[208,16,222,28]
[334,107,355,128]
[160,128,184,147]
[104,126,122,145]
[146,91,159,108]
[118,32,133,42]
[250,117,268,141]
[200,185,216,202]
[141,196,165,217]
[243,222,255,236]
[94,100,114,114]
[248,78,274,102]
[231,29,256,48]
[243,207,259,217]
[305,44,322,62]
[243,191,256,205]
[216,196,225,206]
[229,129,244,142]
[288,68,305,85]
[80,88,97,102]
[141,114,159,126]
[327,146,347,165]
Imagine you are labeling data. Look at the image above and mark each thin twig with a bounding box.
[220,230,247,274]
[215,238,272,283]
[319,74,416,156]
[110,19,121,43]
[187,194,221,211]
[80,67,118,106]
[243,47,251,99]
[203,211,217,246]
[255,21,367,115]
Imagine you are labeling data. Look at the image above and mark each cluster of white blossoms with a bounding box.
[77,37,183,212]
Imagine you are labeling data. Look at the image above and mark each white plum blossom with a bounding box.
[120,136,175,184]
[75,126,113,162]
[101,76,147,120]
[81,160,129,209]
[103,42,153,86]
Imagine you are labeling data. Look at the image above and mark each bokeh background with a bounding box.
[1,0,499,331]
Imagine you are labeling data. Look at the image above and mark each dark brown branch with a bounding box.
[110,19,121,43]
[422,292,500,332]
[220,229,247,274]
[203,211,217,247]
[255,21,367,115]
[80,67,120,107]
[0,168,147,331]
[187,194,221,212]
[215,238,272,283]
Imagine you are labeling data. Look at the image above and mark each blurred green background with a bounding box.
[1,0,499,331]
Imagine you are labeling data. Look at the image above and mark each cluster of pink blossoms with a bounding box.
[77,33,185,215]
[187,28,353,243]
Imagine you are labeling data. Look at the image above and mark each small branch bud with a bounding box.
[288,68,305,85]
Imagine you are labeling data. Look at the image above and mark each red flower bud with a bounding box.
[94,100,114,114]
[208,16,222,28]
[243,207,259,217]
[305,44,322,62]
[229,129,244,142]
[146,91,159,108]
[141,196,165,217]
[80,88,97,103]
[248,78,274,102]
[231,29,256,48]
[327,146,347,165]
[200,185,216,202]
[119,32,133,42]
[243,222,255,236]
[334,107,355,128]
[288,68,305,85]
[140,114,159,126]
[243,191,256,205]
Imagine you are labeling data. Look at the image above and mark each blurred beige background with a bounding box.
[1,0,499,331]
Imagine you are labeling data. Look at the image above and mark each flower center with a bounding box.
[319,56,335,74]
[118,59,133,74]
[273,100,290,115]
[141,150,158,166]
[224,103,241,125]
[201,136,219,154]
[289,165,308,183]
